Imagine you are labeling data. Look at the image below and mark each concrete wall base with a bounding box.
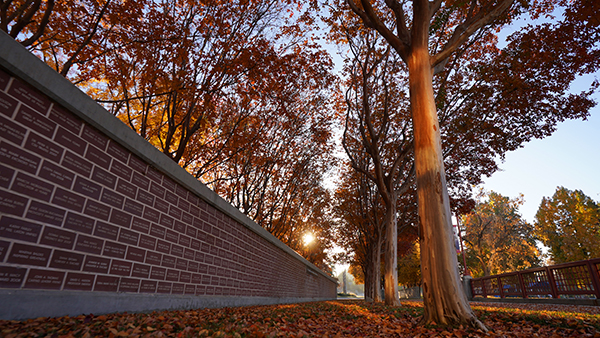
[471,297,600,307]
[0,290,335,320]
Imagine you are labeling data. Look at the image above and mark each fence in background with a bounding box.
[471,258,600,300]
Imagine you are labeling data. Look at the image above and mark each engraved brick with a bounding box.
[181,212,193,225]
[26,201,65,226]
[140,280,156,293]
[11,172,52,201]
[187,193,199,206]
[118,277,139,292]
[179,235,191,248]
[131,172,150,190]
[140,235,156,250]
[128,155,147,174]
[196,285,206,295]
[39,160,74,188]
[131,217,150,234]
[131,263,150,278]
[92,221,117,240]
[0,266,27,288]
[150,266,166,280]
[119,229,139,246]
[184,248,195,261]
[150,223,166,239]
[175,184,188,199]
[191,273,202,284]
[176,258,187,270]
[173,220,186,234]
[40,226,76,249]
[64,272,95,291]
[205,255,213,265]
[103,241,126,258]
[0,216,41,242]
[171,244,183,258]
[64,212,94,234]
[0,141,41,174]
[123,198,142,216]
[81,125,108,150]
[48,106,82,134]
[149,182,165,199]
[0,240,9,261]
[0,90,17,117]
[24,269,64,290]
[83,255,110,273]
[172,283,184,294]
[162,177,175,192]
[110,259,132,276]
[154,198,169,214]
[142,207,160,223]
[146,167,162,183]
[166,269,179,282]
[15,105,55,137]
[157,281,171,294]
[52,187,85,212]
[116,178,136,199]
[110,160,132,181]
[8,79,50,113]
[137,189,154,206]
[84,200,111,220]
[106,140,128,163]
[165,191,178,205]
[110,209,132,228]
[191,239,201,251]
[54,127,86,155]
[62,151,93,177]
[101,189,124,208]
[0,163,14,188]
[73,176,101,199]
[189,204,200,217]
[94,275,119,292]
[188,261,198,273]
[85,145,111,170]
[179,271,191,283]
[178,199,190,213]
[8,242,51,266]
[159,214,174,229]
[166,229,179,243]
[162,255,175,268]
[156,239,170,254]
[49,249,83,270]
[92,166,117,189]
[0,114,26,144]
[145,251,161,265]
[75,234,104,255]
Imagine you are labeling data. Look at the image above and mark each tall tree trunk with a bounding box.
[408,41,484,328]
[364,236,383,302]
[384,202,401,306]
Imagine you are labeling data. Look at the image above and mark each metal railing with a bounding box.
[471,258,600,299]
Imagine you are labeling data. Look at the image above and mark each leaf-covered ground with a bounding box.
[1,300,599,338]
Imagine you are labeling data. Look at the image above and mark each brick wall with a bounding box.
[0,33,336,319]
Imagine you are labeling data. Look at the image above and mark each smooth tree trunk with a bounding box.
[408,35,485,328]
[383,202,401,306]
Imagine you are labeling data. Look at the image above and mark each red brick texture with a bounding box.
[0,66,336,299]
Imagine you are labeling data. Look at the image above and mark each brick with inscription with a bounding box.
[0,216,41,242]
[156,239,170,254]
[55,127,86,155]
[118,277,139,292]
[137,189,154,206]
[0,141,41,174]
[84,200,111,221]
[145,251,161,265]
[128,155,147,174]
[130,172,149,190]
[171,244,183,258]
[157,281,171,294]
[150,266,166,280]
[178,199,190,213]
[64,272,95,291]
[159,214,174,229]
[123,198,142,216]
[94,275,119,292]
[110,160,132,181]
[74,234,104,255]
[142,207,160,223]
[184,284,195,295]
[125,246,146,262]
[11,172,53,201]
[81,125,107,150]
[131,263,150,278]
[179,271,191,283]
[102,240,126,258]
[0,266,27,288]
[82,255,110,273]
[0,114,26,144]
[195,285,206,295]
[176,258,188,270]
[139,234,156,251]
[184,248,195,261]
[166,269,179,282]
[64,212,94,234]
[40,226,76,249]
[0,240,9,261]
[187,193,199,206]
[173,220,185,234]
[0,163,14,188]
[140,280,157,293]
[85,145,111,170]
[110,259,132,276]
[172,283,184,294]
[189,204,200,217]
[92,166,117,189]
[73,176,101,200]
[179,235,191,248]
[101,189,124,208]
[150,182,165,200]
[154,198,169,214]
[115,178,136,199]
[146,167,162,183]
[49,249,83,270]
[0,90,17,117]
[92,221,117,241]
[162,255,176,268]
[26,201,65,226]
[175,184,188,199]
[24,269,64,290]
[15,105,55,137]
[62,151,93,177]
[8,79,50,113]
[39,160,74,189]
[165,229,179,244]
[110,209,132,228]
[165,191,178,205]
[48,106,81,134]
[188,261,199,273]
[24,133,63,165]
[162,177,175,192]
[181,212,193,225]
[132,217,150,234]
[118,228,139,246]
[106,141,128,163]
[150,224,166,239]
[52,187,85,212]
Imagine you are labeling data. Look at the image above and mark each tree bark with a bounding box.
[364,236,382,302]
[408,40,484,328]
[383,201,401,306]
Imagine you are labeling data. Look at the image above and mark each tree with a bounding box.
[0,0,54,46]
[461,191,540,278]
[535,187,600,264]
